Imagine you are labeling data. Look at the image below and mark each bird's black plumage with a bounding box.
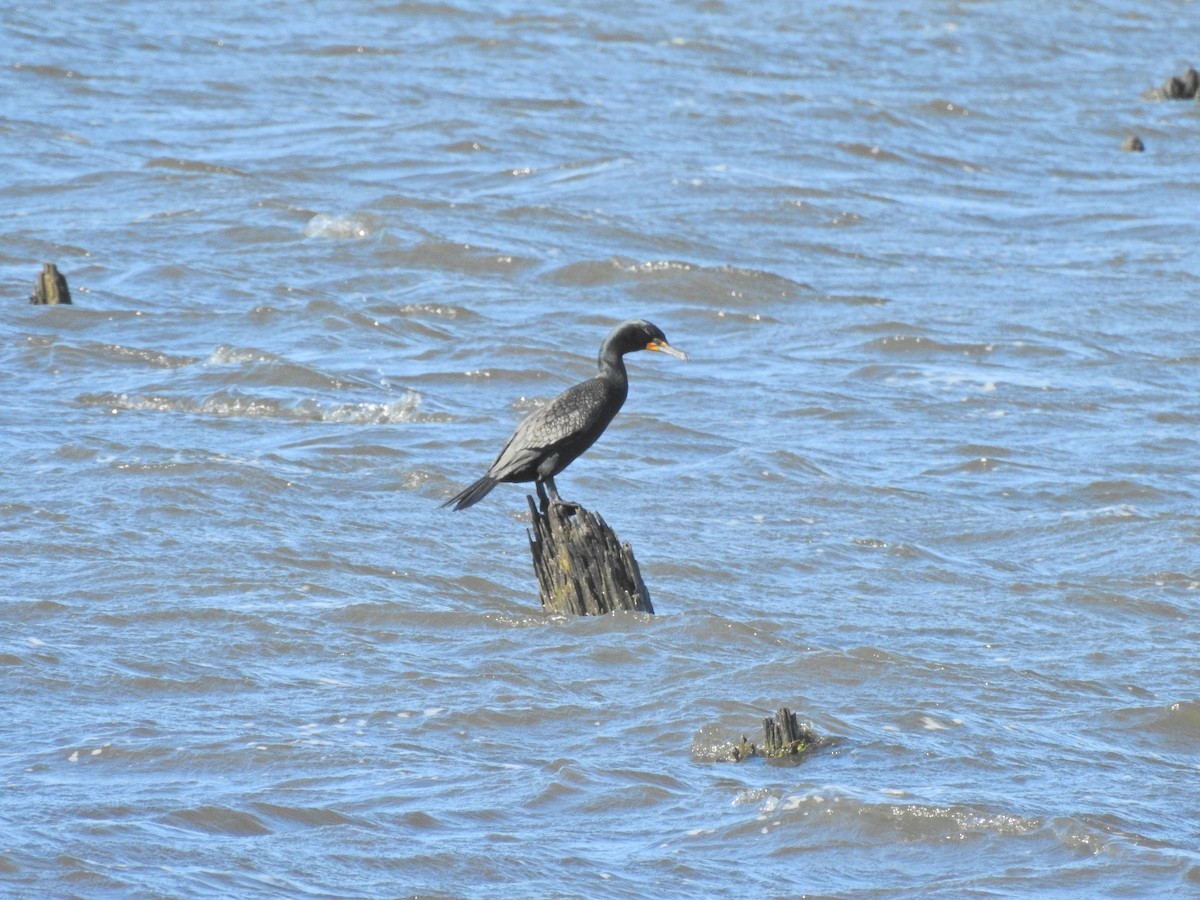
[443,319,686,511]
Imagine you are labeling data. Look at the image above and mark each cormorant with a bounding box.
[443,319,687,511]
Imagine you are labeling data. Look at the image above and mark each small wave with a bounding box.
[921,456,1019,476]
[144,157,249,177]
[496,95,586,111]
[864,334,994,356]
[756,790,1042,844]
[305,43,403,57]
[1056,504,1151,525]
[913,151,988,174]
[690,723,751,763]
[248,802,365,830]
[815,293,890,307]
[916,98,974,117]
[11,63,92,81]
[202,345,362,391]
[385,239,537,275]
[1078,479,1166,504]
[838,142,906,163]
[28,340,197,370]
[872,801,1040,842]
[680,308,778,325]
[77,390,426,424]
[167,805,271,837]
[443,139,492,153]
[544,256,811,304]
[303,212,381,239]
[1113,700,1200,744]
[1154,700,1200,737]
[204,345,278,365]
[322,398,428,424]
[377,302,481,320]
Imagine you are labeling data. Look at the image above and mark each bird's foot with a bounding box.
[549,498,580,516]
[537,493,579,516]
[536,479,578,515]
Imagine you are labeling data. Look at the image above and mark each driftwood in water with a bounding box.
[30,263,72,305]
[722,708,819,762]
[1160,66,1199,100]
[761,707,816,758]
[526,496,653,616]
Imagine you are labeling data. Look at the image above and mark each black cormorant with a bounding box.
[443,319,687,511]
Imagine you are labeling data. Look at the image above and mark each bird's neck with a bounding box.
[597,348,629,386]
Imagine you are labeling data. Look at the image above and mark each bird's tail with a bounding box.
[441,475,500,511]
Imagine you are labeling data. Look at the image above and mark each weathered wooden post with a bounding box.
[760,707,816,758]
[695,707,822,762]
[30,263,72,305]
[526,497,654,616]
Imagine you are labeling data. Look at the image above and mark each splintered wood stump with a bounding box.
[527,496,654,616]
[712,707,821,762]
[761,707,816,758]
[30,263,72,305]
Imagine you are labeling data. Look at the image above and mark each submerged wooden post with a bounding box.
[526,496,654,616]
[704,707,822,762]
[29,263,72,305]
[761,707,816,758]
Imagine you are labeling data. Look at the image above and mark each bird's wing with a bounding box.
[487,378,618,478]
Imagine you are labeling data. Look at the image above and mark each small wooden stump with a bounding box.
[526,496,653,616]
[30,262,72,305]
[761,707,816,758]
[1160,66,1199,100]
[700,707,821,762]
[728,735,757,762]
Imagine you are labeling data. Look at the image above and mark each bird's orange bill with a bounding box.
[647,339,688,361]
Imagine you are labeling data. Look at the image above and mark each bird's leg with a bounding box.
[535,478,550,511]
[544,476,579,515]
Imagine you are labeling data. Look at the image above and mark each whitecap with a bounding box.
[303,212,379,239]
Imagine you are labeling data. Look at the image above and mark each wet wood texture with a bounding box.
[527,497,653,616]
[30,263,72,305]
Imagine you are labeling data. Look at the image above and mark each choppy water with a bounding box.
[4,2,1200,897]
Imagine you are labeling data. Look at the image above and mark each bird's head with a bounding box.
[608,319,688,361]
